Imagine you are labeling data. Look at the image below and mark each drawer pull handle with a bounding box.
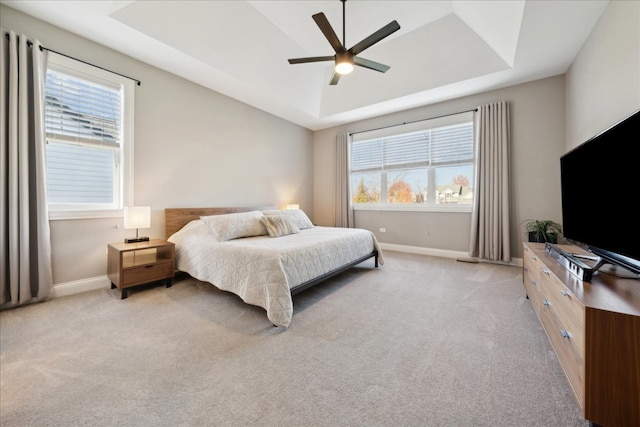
[561,290,570,297]
[561,329,571,339]
[532,256,537,261]
[524,267,528,272]
[543,270,550,276]
[145,265,155,269]
[543,300,550,306]
[530,280,537,286]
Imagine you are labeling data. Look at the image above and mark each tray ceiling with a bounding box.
[2,0,609,130]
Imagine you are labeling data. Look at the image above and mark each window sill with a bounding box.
[353,204,472,213]
[49,209,123,221]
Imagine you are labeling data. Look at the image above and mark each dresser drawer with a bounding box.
[537,271,585,358]
[524,247,545,279]
[523,266,542,309]
[122,261,173,287]
[538,298,585,409]
[523,247,543,307]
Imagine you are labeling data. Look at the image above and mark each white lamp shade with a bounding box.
[285,204,299,210]
[124,206,150,230]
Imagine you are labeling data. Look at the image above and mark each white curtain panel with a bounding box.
[469,101,511,262]
[335,132,354,228]
[1,29,53,308]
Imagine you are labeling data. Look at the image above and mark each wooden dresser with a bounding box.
[522,242,640,427]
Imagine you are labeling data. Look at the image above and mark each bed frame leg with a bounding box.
[375,253,379,268]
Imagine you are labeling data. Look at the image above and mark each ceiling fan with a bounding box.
[288,0,400,85]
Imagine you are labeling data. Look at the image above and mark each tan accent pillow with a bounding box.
[262,208,314,229]
[260,215,300,237]
[200,211,267,241]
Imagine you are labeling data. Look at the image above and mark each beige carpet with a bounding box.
[0,250,587,426]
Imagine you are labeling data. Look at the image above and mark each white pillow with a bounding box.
[167,219,211,243]
[260,215,300,237]
[200,211,267,241]
[262,209,314,230]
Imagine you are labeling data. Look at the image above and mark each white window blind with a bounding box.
[352,123,473,172]
[431,124,474,164]
[45,70,121,147]
[383,131,430,169]
[351,138,382,171]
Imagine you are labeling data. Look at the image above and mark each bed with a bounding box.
[165,207,383,328]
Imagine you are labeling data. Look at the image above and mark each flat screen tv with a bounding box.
[560,108,640,277]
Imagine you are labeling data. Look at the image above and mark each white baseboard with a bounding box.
[379,243,468,259]
[52,276,110,298]
[379,242,522,267]
[50,246,521,299]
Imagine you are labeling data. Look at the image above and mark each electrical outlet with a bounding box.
[379,228,386,232]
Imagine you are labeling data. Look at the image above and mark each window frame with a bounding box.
[350,112,475,213]
[45,53,134,220]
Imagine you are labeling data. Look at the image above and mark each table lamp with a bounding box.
[124,206,150,243]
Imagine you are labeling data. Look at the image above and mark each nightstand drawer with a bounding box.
[122,261,173,287]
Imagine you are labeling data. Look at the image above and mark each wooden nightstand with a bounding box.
[107,239,175,299]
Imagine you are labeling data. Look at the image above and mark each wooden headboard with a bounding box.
[164,207,266,238]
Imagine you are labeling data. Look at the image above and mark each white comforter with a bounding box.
[168,220,384,328]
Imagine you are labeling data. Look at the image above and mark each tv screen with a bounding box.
[560,109,640,275]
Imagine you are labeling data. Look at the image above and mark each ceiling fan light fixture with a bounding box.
[335,51,354,75]
[335,60,354,75]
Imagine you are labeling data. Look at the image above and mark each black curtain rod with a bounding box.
[349,108,478,136]
[41,45,141,86]
[5,33,141,86]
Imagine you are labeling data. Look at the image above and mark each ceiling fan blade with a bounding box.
[329,72,341,86]
[288,56,335,64]
[349,20,400,56]
[312,12,345,53]
[353,56,390,73]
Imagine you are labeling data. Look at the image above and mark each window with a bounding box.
[45,54,134,219]
[350,112,474,212]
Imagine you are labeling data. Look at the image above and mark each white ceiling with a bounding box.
[3,0,609,130]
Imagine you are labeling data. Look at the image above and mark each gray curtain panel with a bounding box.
[1,29,53,308]
[469,101,511,262]
[335,132,354,228]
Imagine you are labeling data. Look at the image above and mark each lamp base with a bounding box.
[124,236,150,243]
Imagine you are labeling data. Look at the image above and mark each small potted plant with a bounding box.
[524,219,563,244]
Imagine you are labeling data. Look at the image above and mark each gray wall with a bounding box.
[1,5,314,285]
[566,0,640,151]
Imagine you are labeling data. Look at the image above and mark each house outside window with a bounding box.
[44,54,134,219]
[350,111,475,212]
